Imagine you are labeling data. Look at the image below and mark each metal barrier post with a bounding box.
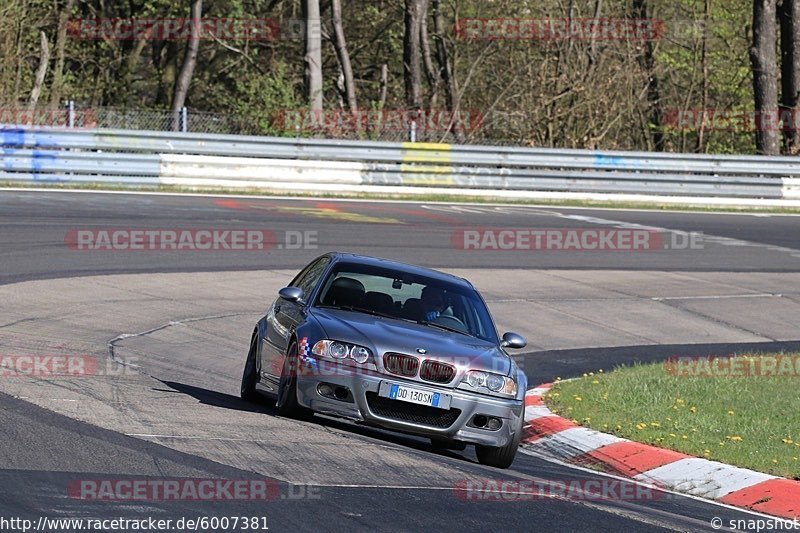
[67,100,75,128]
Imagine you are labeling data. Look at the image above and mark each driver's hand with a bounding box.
[426,311,439,321]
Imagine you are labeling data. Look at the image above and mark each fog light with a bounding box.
[472,415,488,428]
[486,417,502,430]
[317,384,334,397]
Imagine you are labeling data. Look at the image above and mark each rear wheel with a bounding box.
[240,331,260,401]
[475,414,524,469]
[276,341,312,419]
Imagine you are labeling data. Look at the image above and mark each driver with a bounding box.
[421,286,447,322]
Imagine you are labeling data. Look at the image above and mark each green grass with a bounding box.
[2,181,800,214]
[546,356,800,479]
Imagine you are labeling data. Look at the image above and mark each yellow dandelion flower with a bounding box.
[592,380,600,384]
[727,411,735,416]
[574,396,582,401]
[650,422,661,427]
[689,406,697,413]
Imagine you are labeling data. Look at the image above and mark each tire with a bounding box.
[275,340,312,419]
[430,437,467,452]
[475,414,524,469]
[240,331,260,401]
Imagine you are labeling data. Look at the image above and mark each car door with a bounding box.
[261,256,331,383]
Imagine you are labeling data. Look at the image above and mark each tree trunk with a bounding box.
[419,0,438,108]
[779,0,800,153]
[432,0,462,141]
[171,0,202,131]
[632,0,664,151]
[403,0,424,111]
[751,0,780,154]
[27,31,50,119]
[330,0,356,112]
[379,64,389,110]
[49,0,75,106]
[696,0,711,153]
[304,0,323,112]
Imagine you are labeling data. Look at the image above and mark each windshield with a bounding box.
[315,262,498,343]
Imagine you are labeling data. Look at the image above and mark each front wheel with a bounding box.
[475,414,524,469]
[275,341,312,419]
[240,332,260,401]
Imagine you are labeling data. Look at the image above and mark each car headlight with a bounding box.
[329,342,349,359]
[460,370,517,397]
[312,340,373,365]
[351,346,371,364]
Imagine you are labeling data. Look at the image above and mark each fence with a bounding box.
[0,103,480,144]
[1,127,799,204]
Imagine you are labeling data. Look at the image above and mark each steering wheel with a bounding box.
[433,314,468,333]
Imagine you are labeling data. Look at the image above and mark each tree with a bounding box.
[27,32,50,117]
[632,0,665,151]
[750,0,780,155]
[49,0,76,106]
[403,0,424,110]
[304,0,323,111]
[172,0,202,130]
[330,0,357,111]
[779,0,800,153]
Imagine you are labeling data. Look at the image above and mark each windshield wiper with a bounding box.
[317,305,414,322]
[417,320,473,338]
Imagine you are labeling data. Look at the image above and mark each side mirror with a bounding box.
[501,332,527,349]
[278,286,304,303]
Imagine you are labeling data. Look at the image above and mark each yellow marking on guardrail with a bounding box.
[401,142,454,185]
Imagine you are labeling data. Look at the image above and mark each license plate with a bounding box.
[379,382,451,410]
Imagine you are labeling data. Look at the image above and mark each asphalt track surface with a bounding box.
[1,190,799,532]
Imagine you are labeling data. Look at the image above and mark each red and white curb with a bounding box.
[521,383,800,519]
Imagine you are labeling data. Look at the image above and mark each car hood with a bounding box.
[310,308,511,381]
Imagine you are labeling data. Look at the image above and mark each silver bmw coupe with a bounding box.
[241,252,528,468]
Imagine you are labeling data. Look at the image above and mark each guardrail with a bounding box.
[2,127,799,204]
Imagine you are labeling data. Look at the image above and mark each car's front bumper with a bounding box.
[295,359,524,447]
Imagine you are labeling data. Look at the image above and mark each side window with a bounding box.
[291,257,331,300]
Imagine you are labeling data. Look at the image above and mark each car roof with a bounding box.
[326,252,473,289]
